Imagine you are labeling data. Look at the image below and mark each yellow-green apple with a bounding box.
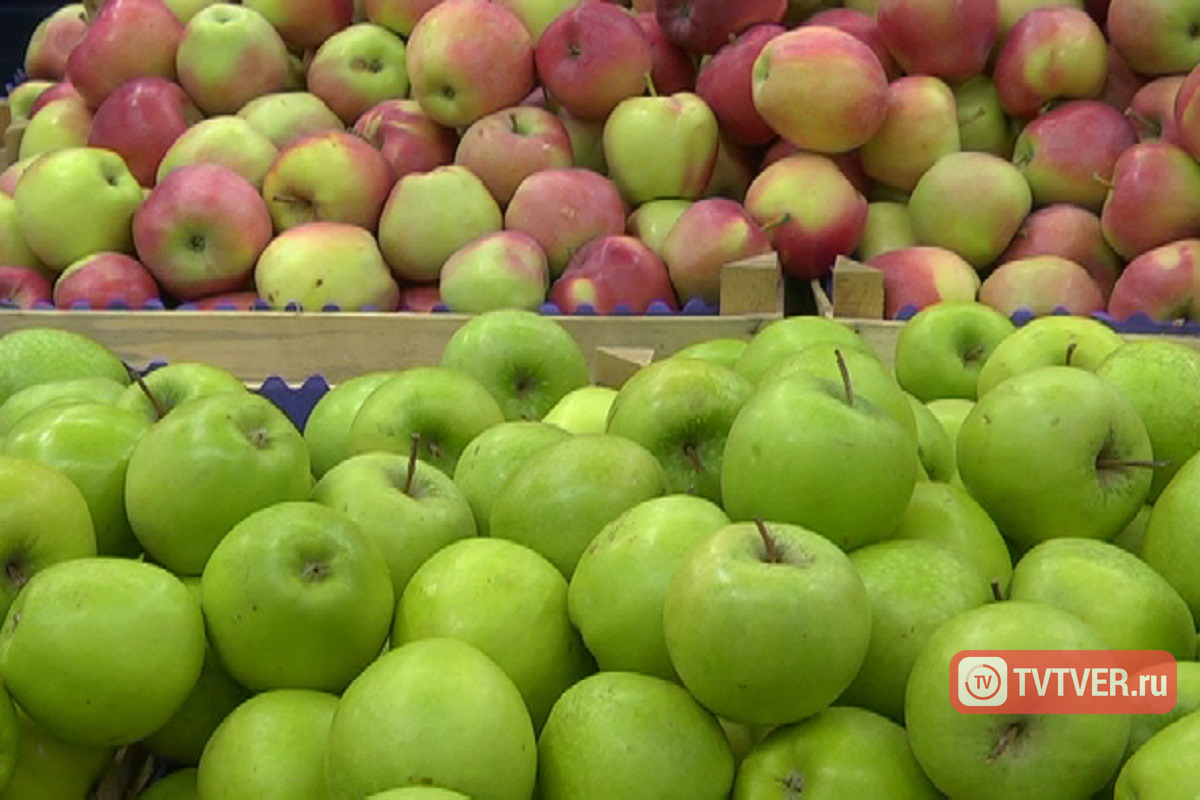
[663,520,871,727]
[658,197,773,306]
[534,2,652,122]
[1142,441,1200,619]
[1011,100,1137,213]
[115,360,247,424]
[140,767,200,797]
[893,479,1013,587]
[634,11,699,96]
[1126,75,1185,143]
[1100,140,1200,261]
[557,106,607,172]
[548,234,680,313]
[303,370,403,478]
[0,327,131,407]
[201,501,394,692]
[997,203,1123,300]
[1106,238,1200,322]
[997,0,1086,43]
[393,537,595,731]
[324,638,537,800]
[627,197,692,258]
[695,23,784,148]
[908,150,1033,269]
[858,75,962,194]
[14,146,145,273]
[254,221,402,310]
[1174,61,1200,160]
[1106,0,1200,77]
[22,4,88,81]
[377,165,503,282]
[855,200,918,259]
[802,7,904,80]
[0,194,46,272]
[352,98,458,180]
[53,252,162,309]
[953,74,1018,158]
[133,162,273,301]
[751,26,888,154]
[26,79,84,118]
[978,254,1106,316]
[162,0,222,21]
[602,91,719,205]
[405,0,536,128]
[876,0,998,83]
[65,0,186,109]
[16,90,93,161]
[438,230,550,312]
[541,385,617,434]
[496,0,585,42]
[0,267,52,309]
[174,3,292,116]
[975,314,1125,396]
[453,106,574,206]
[2,710,114,800]
[655,0,786,55]
[241,0,354,52]
[236,91,344,149]
[0,159,34,197]
[733,314,874,385]
[86,77,203,187]
[992,7,1108,120]
[504,167,628,277]
[5,81,55,125]
[156,115,280,189]
[536,671,734,796]
[1115,711,1200,799]
[262,130,396,233]
[866,245,981,319]
[305,22,410,126]
[744,151,869,281]
[700,133,757,202]
[892,300,1016,402]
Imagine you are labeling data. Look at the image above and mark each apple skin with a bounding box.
[86,76,203,188]
[404,0,536,129]
[892,300,1017,402]
[0,327,132,409]
[23,4,89,81]
[628,197,693,258]
[1106,238,1200,322]
[858,75,961,194]
[733,315,875,385]
[504,167,628,278]
[352,98,459,181]
[998,203,1123,300]
[548,234,681,314]
[978,254,1107,317]
[856,201,918,260]
[1126,75,1186,143]
[1174,62,1200,161]
[866,245,982,319]
[744,152,868,281]
[0,194,47,274]
[53,252,163,310]
[655,0,786,55]
[1115,711,1200,799]
[156,115,280,190]
[1106,0,1200,77]
[255,221,402,311]
[634,11,699,97]
[1012,100,1138,213]
[241,0,355,53]
[1101,140,1200,261]
[541,386,618,435]
[6,81,56,125]
[12,91,92,160]
[303,370,403,479]
[953,74,1019,158]
[0,266,53,310]
[1,710,114,800]
[438,230,550,313]
[975,314,1125,397]
[659,197,773,307]
[695,24,784,149]
[66,0,186,110]
[877,0,998,83]
[237,91,345,150]
[115,361,247,425]
[803,7,903,79]
[1140,434,1200,620]
[534,2,653,122]
[306,22,412,126]
[453,105,574,206]
[751,26,888,154]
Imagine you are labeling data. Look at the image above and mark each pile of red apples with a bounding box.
[1,0,1199,322]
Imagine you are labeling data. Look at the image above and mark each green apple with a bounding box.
[954,74,1018,157]
[0,710,113,800]
[721,359,919,552]
[124,392,313,576]
[304,370,403,479]
[1114,710,1200,799]
[3,402,150,557]
[365,789,469,800]
[855,200,919,260]
[0,193,46,272]
[439,309,591,422]
[924,396,976,484]
[115,361,248,424]
[1112,503,1153,556]
[15,95,92,163]
[627,198,693,258]
[0,456,96,622]
[0,376,127,436]
[541,386,616,434]
[305,22,411,126]
[313,450,477,598]
[13,146,145,272]
[325,638,537,800]
[0,327,130,407]
[140,767,198,800]
[669,337,748,370]
[236,91,344,150]
[907,393,955,482]
[201,501,394,693]
[732,705,940,799]
[393,537,594,731]
[663,521,872,727]
[1140,451,1200,621]
[568,494,730,682]
[348,366,506,477]
[488,433,669,577]
[905,601,1130,799]
[1094,338,1200,501]
[157,114,280,189]
[451,420,571,536]
[956,365,1154,552]
[0,684,18,793]
[536,670,734,799]
[196,689,339,798]
[891,481,1014,592]
[606,357,753,504]
[893,300,1018,402]
[1126,661,1200,756]
[0,557,206,747]
[733,315,875,384]
[975,314,1125,397]
[1007,537,1195,658]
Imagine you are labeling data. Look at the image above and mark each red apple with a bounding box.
[1096,42,1145,114]
[998,203,1124,300]
[1172,61,1200,161]
[186,290,263,310]
[1100,140,1200,260]
[1126,75,1186,144]
[1107,238,1200,322]
[53,252,163,309]
[992,7,1109,120]
[86,77,203,187]
[633,12,698,97]
[23,3,89,81]
[802,7,903,81]
[858,74,962,193]
[866,245,981,319]
[548,234,680,313]
[655,0,786,55]
[454,105,575,206]
[978,254,1106,316]
[27,81,84,118]
[695,23,784,148]
[1106,0,1200,78]
[0,266,53,309]
[305,22,412,126]
[659,197,773,306]
[876,0,998,84]
[352,98,459,180]
[399,282,442,312]
[65,0,186,109]
[241,0,355,53]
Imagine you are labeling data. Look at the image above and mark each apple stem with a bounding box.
[754,517,782,564]
[759,213,792,234]
[124,363,168,421]
[1064,342,1078,367]
[834,349,854,407]
[990,579,1005,603]
[1096,457,1172,470]
[986,722,1024,765]
[643,71,658,98]
[1090,171,1113,190]
[958,107,987,127]
[404,432,421,496]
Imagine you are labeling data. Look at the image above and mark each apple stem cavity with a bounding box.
[834,349,854,407]
[1095,457,1172,470]
[124,362,168,420]
[987,721,1026,765]
[1064,342,1078,367]
[990,579,1005,603]
[754,518,783,565]
[404,432,421,496]
[5,558,27,590]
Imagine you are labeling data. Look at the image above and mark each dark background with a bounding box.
[2,2,62,95]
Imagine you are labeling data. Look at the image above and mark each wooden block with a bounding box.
[592,346,656,389]
[720,253,784,317]
[831,255,885,320]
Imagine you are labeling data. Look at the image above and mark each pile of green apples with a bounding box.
[0,303,1199,798]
